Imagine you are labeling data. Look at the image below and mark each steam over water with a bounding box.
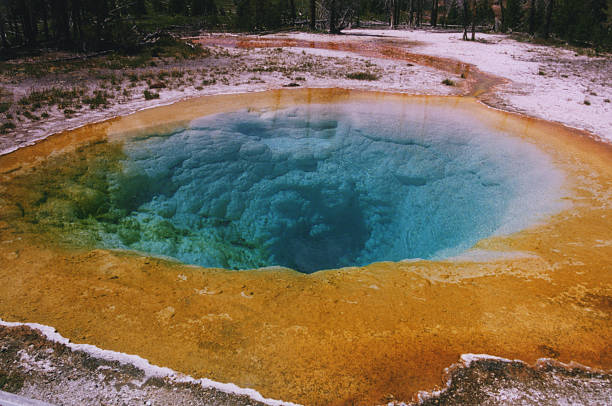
[105,102,565,272]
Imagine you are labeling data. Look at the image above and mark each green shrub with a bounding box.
[23,110,39,120]
[0,102,12,113]
[442,79,455,86]
[170,69,184,78]
[144,90,160,100]
[83,91,111,109]
[0,122,16,133]
[346,72,378,81]
[0,371,24,392]
[19,87,83,107]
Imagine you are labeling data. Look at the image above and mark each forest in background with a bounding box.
[0,0,611,58]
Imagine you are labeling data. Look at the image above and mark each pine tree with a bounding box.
[505,0,522,30]
[132,0,147,16]
[169,0,187,14]
[446,0,461,25]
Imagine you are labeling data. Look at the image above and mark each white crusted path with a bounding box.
[346,28,612,142]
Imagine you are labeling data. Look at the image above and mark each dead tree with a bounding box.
[388,0,401,28]
[323,0,355,33]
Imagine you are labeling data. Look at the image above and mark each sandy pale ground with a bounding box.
[3,29,610,156]
[344,29,612,141]
[1,31,611,405]
[2,32,462,156]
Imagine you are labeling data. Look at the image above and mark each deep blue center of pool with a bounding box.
[107,102,563,273]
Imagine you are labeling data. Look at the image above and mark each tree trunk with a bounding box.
[310,0,316,29]
[421,0,425,26]
[41,0,49,42]
[389,0,395,28]
[442,0,448,27]
[54,0,71,46]
[543,0,553,38]
[10,9,22,45]
[431,0,438,27]
[529,0,536,34]
[72,0,82,49]
[394,0,400,27]
[499,0,505,32]
[329,0,338,33]
[409,0,414,26]
[289,0,296,25]
[0,13,9,48]
[471,0,476,40]
[136,0,147,15]
[19,0,36,46]
[462,0,469,40]
[255,0,264,29]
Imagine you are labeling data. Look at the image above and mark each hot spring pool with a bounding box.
[69,100,562,273]
[4,90,611,406]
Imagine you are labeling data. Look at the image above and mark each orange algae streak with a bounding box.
[0,89,611,406]
[194,35,499,96]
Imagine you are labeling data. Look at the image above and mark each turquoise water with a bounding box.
[104,102,564,273]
